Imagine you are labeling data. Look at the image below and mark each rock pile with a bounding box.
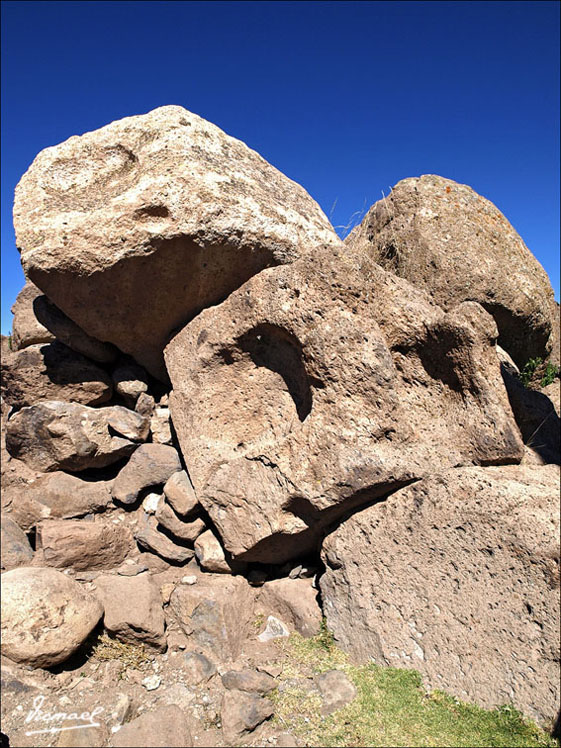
[1,106,559,745]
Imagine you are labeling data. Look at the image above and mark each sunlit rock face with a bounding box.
[346,174,558,368]
[166,244,523,563]
[13,105,340,380]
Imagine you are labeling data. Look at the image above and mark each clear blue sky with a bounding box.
[2,1,559,335]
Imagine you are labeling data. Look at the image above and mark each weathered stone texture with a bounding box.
[14,105,339,379]
[166,246,523,562]
[346,175,557,367]
[320,464,561,724]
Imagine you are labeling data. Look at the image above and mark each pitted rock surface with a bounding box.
[166,245,523,562]
[346,175,557,367]
[320,464,561,725]
[14,105,339,380]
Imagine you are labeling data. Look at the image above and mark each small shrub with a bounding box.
[520,357,560,388]
[541,362,559,387]
[520,357,542,387]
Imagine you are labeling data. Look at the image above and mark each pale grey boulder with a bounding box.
[346,175,557,367]
[14,105,340,380]
[1,566,103,667]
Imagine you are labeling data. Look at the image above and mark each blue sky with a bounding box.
[1,0,559,334]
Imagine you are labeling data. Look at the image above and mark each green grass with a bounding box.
[520,357,560,388]
[271,629,558,748]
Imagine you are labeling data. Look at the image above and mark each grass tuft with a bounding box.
[270,631,558,747]
[90,633,151,673]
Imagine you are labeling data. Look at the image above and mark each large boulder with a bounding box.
[320,464,561,725]
[165,245,523,563]
[5,401,142,472]
[1,340,113,408]
[32,294,118,363]
[1,566,103,667]
[5,471,113,531]
[14,105,340,380]
[36,518,134,570]
[9,281,55,351]
[345,175,557,367]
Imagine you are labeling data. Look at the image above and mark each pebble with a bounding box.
[142,674,161,691]
[181,575,197,585]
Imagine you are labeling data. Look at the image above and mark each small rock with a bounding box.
[116,561,148,577]
[142,493,162,515]
[112,444,181,506]
[157,682,196,710]
[221,689,274,743]
[141,674,161,691]
[163,470,199,518]
[194,529,245,574]
[1,514,33,570]
[221,668,276,694]
[135,392,155,418]
[112,363,148,405]
[95,574,166,650]
[105,405,150,442]
[276,732,302,747]
[183,652,216,684]
[151,407,172,445]
[316,670,357,715]
[156,501,206,543]
[136,515,194,564]
[257,616,290,642]
[181,575,197,585]
[257,577,322,637]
